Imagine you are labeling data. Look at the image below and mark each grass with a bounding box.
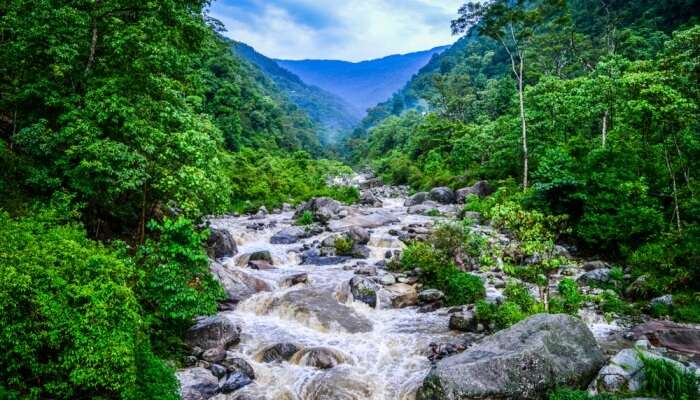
[295,210,314,226]
[640,352,699,400]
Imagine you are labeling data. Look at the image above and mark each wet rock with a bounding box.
[383,283,418,308]
[177,367,219,400]
[210,363,227,379]
[577,268,612,286]
[220,372,253,394]
[485,287,504,305]
[589,348,689,394]
[210,263,272,302]
[295,197,342,224]
[455,181,495,203]
[221,354,255,379]
[377,274,396,286]
[630,320,700,355]
[449,310,478,332]
[248,251,273,264]
[346,226,370,245]
[408,201,441,216]
[328,211,400,231]
[272,289,373,333]
[270,227,308,244]
[405,192,429,207]
[291,347,350,369]
[300,365,372,400]
[429,187,456,204]
[300,249,351,265]
[202,347,226,363]
[650,294,674,307]
[350,276,380,307]
[207,228,238,259]
[359,190,383,207]
[247,260,274,270]
[419,289,445,303]
[256,343,300,363]
[582,260,609,271]
[355,265,377,276]
[349,244,371,259]
[186,315,241,352]
[417,314,606,400]
[280,272,308,288]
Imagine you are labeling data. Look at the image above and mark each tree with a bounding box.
[452,0,567,189]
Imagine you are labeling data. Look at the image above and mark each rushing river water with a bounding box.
[205,197,465,400]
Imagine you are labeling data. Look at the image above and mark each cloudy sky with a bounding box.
[208,0,465,62]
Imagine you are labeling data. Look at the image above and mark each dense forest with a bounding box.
[1,0,699,399]
[0,1,354,398]
[346,0,700,318]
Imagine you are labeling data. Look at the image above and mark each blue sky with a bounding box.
[207,0,465,62]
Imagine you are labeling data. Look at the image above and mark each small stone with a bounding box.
[210,363,227,379]
[418,289,445,303]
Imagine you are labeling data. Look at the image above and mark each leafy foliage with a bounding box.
[640,353,700,400]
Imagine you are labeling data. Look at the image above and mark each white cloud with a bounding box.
[208,0,465,61]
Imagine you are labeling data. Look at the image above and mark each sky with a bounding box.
[208,0,465,62]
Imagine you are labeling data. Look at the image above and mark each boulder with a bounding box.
[419,289,445,303]
[382,283,418,308]
[577,268,612,286]
[300,249,351,266]
[220,372,253,394]
[270,289,373,333]
[650,294,674,307]
[207,228,238,259]
[349,276,380,308]
[279,272,308,288]
[177,367,219,400]
[429,187,456,204]
[248,251,273,264]
[346,226,370,245]
[300,365,372,400]
[404,192,429,207]
[210,263,272,302]
[449,310,478,332]
[589,348,689,394]
[417,314,606,400]
[408,202,441,216]
[256,343,300,363]
[290,347,350,369]
[631,320,700,355]
[221,353,255,379]
[295,197,342,224]
[359,190,383,207]
[202,347,226,363]
[455,181,495,203]
[349,244,371,259]
[328,211,400,231]
[186,315,241,351]
[270,227,308,244]
[582,260,609,271]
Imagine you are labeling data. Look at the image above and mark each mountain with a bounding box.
[232,42,359,144]
[276,46,450,116]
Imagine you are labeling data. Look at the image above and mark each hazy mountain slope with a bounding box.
[232,42,359,143]
[276,46,449,115]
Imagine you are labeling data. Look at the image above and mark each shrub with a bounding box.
[295,210,314,226]
[550,278,585,315]
[640,353,699,399]
[399,243,485,305]
[137,218,225,353]
[504,282,536,313]
[475,300,527,330]
[0,208,178,399]
[334,236,354,256]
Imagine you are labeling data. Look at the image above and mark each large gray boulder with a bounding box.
[270,226,309,244]
[207,228,238,259]
[404,192,429,207]
[456,181,495,203]
[295,197,343,223]
[210,263,271,302]
[429,187,456,204]
[269,289,373,333]
[186,315,241,351]
[417,314,605,400]
[177,367,219,400]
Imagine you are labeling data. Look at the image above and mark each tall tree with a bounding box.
[452,0,567,189]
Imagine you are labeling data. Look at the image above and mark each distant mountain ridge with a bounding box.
[276,46,450,116]
[232,42,359,144]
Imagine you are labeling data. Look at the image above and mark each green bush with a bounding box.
[0,208,178,399]
[334,236,354,256]
[295,210,314,226]
[550,279,585,315]
[399,242,485,305]
[640,353,699,399]
[503,282,536,313]
[475,300,527,330]
[137,218,225,353]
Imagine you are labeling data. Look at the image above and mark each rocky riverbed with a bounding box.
[177,179,700,400]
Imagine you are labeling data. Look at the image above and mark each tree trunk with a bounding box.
[664,147,682,233]
[84,0,100,76]
[601,109,608,148]
[518,60,528,190]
